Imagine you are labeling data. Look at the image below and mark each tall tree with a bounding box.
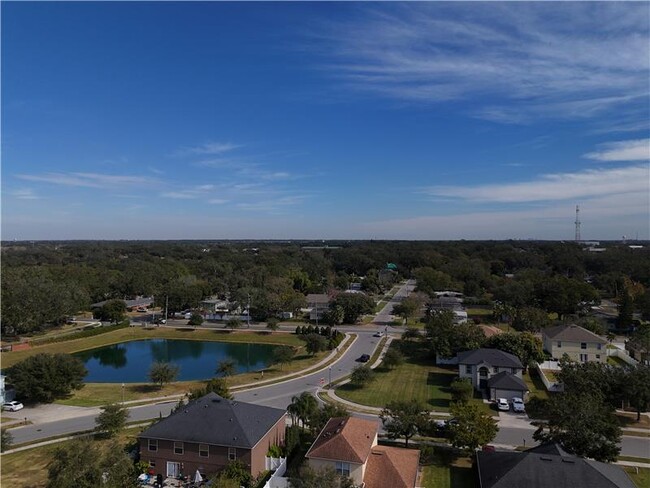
[7,353,87,403]
[148,362,179,388]
[97,299,127,324]
[189,377,232,400]
[625,365,650,421]
[330,293,375,324]
[272,346,295,370]
[290,466,355,488]
[448,402,498,453]
[380,400,429,448]
[350,365,374,387]
[533,391,621,462]
[47,438,137,488]
[392,296,422,325]
[288,392,319,430]
[302,333,328,355]
[95,403,128,438]
[484,332,545,370]
[382,347,404,369]
[450,378,473,404]
[216,359,237,377]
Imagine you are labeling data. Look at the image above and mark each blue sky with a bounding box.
[2,2,649,240]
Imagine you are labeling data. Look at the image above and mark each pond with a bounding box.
[73,339,279,383]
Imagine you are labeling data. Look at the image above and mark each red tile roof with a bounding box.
[364,445,420,488]
[305,417,378,464]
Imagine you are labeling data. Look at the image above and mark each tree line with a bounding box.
[3,240,649,335]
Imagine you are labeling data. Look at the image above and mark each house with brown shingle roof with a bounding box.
[543,324,607,363]
[305,417,420,488]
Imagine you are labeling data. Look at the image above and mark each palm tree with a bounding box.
[288,392,318,429]
[216,359,236,377]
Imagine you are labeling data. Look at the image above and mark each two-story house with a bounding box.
[305,416,420,488]
[306,294,330,321]
[542,324,607,363]
[457,348,528,402]
[138,393,286,479]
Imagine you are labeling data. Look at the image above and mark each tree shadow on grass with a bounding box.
[427,372,452,409]
[131,384,161,394]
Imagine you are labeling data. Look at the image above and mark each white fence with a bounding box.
[263,457,289,488]
[608,347,639,366]
[538,360,561,371]
[534,364,564,392]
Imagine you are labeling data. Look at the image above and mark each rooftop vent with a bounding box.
[561,459,575,464]
[540,457,553,462]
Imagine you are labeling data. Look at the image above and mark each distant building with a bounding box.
[542,324,607,363]
[91,296,154,311]
[306,294,330,320]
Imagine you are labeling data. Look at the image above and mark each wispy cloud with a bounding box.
[11,188,41,200]
[312,3,649,125]
[15,172,158,188]
[423,165,648,203]
[173,142,241,157]
[583,139,649,162]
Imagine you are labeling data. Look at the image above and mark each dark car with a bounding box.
[357,354,370,362]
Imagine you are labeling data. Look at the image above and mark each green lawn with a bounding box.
[1,426,143,488]
[336,341,491,413]
[624,467,650,488]
[523,369,550,400]
[421,454,475,488]
[608,356,629,367]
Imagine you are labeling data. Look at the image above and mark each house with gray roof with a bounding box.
[543,324,607,363]
[476,443,635,488]
[457,348,527,401]
[138,393,286,479]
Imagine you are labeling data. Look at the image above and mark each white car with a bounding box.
[511,397,525,413]
[497,398,510,411]
[3,401,24,412]
[373,332,384,337]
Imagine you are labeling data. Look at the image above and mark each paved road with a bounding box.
[234,280,415,409]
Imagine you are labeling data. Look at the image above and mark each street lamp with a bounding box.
[328,366,332,389]
[121,383,125,404]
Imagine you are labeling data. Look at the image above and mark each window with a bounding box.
[335,461,351,477]
[465,365,472,374]
[199,444,209,458]
[597,343,602,350]
[511,368,516,374]
[148,439,158,452]
[581,343,587,349]
[493,367,499,373]
[580,354,588,362]
[149,461,156,468]
[228,448,237,461]
[596,355,601,359]
[174,442,183,455]
[557,341,562,348]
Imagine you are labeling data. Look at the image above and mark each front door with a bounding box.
[166,462,181,478]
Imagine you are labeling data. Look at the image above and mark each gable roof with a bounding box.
[138,393,285,449]
[543,324,606,344]
[305,417,378,464]
[476,449,635,488]
[364,445,420,488]
[487,371,529,391]
[457,348,523,369]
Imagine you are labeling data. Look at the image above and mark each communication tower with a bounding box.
[575,205,581,242]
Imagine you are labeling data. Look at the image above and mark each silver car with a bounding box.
[511,397,525,413]
[2,401,24,412]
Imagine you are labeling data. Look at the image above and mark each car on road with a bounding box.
[511,397,525,413]
[497,398,510,411]
[357,354,371,362]
[373,332,384,337]
[3,401,24,412]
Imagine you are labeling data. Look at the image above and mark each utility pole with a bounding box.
[247,293,251,328]
[165,295,168,322]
